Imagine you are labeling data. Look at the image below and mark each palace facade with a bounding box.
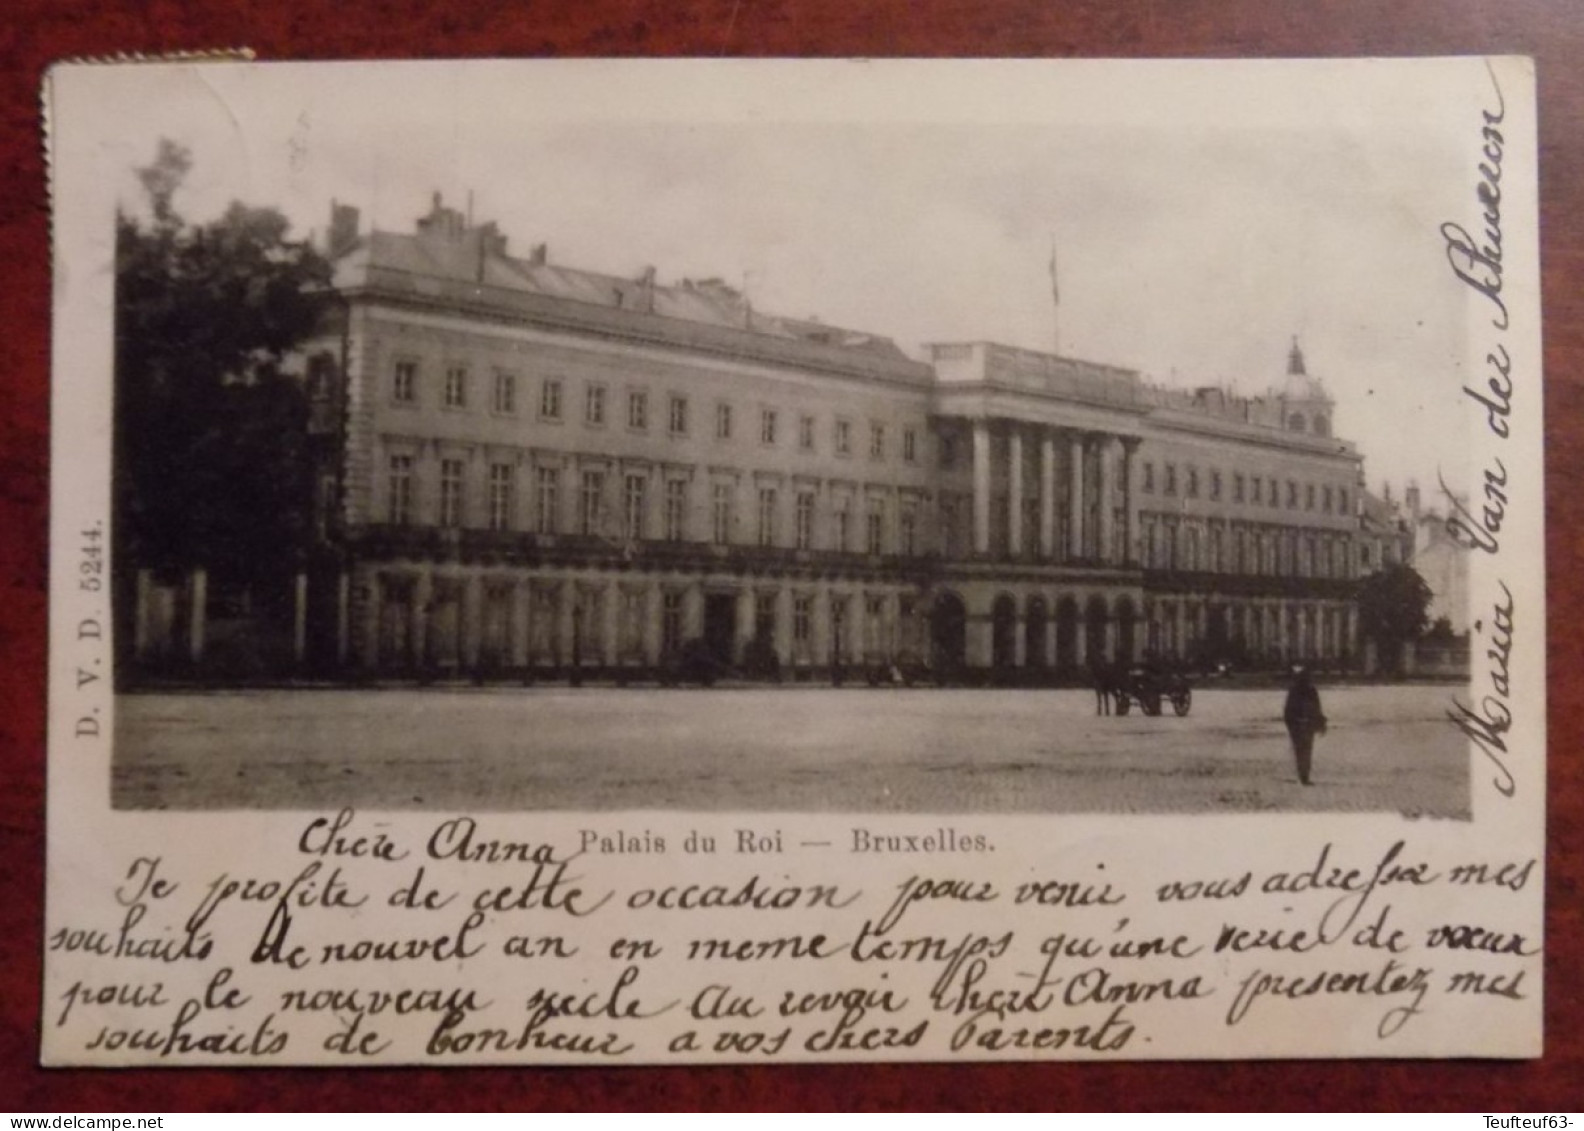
[280,196,1371,681]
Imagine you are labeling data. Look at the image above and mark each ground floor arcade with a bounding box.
[125,558,1360,682]
[350,560,926,677]
[933,580,1356,673]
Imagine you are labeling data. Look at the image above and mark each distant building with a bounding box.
[129,196,1386,682]
[1402,483,1471,636]
[1357,483,1416,576]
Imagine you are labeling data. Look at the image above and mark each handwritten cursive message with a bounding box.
[1440,61,1523,799]
[42,811,1542,1063]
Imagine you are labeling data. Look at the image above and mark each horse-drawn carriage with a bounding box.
[1113,664,1193,717]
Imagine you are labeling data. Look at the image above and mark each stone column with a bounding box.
[336,571,351,668]
[1097,436,1116,565]
[774,587,794,667]
[187,567,207,664]
[1008,426,1025,559]
[830,593,849,666]
[1039,432,1056,559]
[851,591,868,666]
[511,580,530,668]
[645,583,664,664]
[647,466,665,542]
[411,568,432,669]
[813,586,832,669]
[362,571,383,669]
[557,581,576,667]
[683,583,704,640]
[885,591,902,661]
[967,611,992,670]
[1072,607,1088,669]
[1013,605,1027,667]
[134,568,153,662]
[462,572,484,670]
[687,469,708,545]
[1122,438,1141,566]
[735,587,756,662]
[1043,615,1057,668]
[597,582,617,665]
[1174,600,1187,661]
[1068,433,1086,561]
[562,455,579,537]
[292,571,309,666]
[972,419,992,555]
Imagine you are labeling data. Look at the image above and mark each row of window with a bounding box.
[1139,518,1354,579]
[1140,460,1350,516]
[387,455,922,556]
[391,361,921,462]
[387,452,1367,574]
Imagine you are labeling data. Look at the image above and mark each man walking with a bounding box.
[1283,665,1327,785]
[1091,658,1113,716]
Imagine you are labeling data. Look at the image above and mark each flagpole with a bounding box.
[1048,235,1060,355]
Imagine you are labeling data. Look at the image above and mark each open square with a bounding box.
[113,682,1470,816]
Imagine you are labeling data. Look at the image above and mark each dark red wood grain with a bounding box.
[3,0,1581,1111]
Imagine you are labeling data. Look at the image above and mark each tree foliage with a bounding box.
[115,141,332,586]
[1356,562,1434,650]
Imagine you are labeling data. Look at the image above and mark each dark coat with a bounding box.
[1284,677,1326,736]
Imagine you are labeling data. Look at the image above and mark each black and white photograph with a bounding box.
[45,58,1544,1065]
[104,63,1477,817]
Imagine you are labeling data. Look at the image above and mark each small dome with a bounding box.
[1281,337,1332,404]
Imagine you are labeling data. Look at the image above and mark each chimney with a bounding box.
[1405,482,1421,522]
[478,221,508,258]
[473,221,507,282]
[327,200,360,258]
[637,265,656,313]
[528,243,548,266]
[417,192,467,241]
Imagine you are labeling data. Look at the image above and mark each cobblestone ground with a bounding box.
[113,683,1470,817]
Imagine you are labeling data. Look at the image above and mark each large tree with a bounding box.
[114,141,332,590]
[1355,561,1434,672]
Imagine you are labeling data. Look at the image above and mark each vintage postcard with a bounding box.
[44,57,1542,1063]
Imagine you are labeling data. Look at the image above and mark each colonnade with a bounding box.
[958,587,1357,671]
[967,419,1140,565]
[354,562,922,672]
[1144,596,1355,664]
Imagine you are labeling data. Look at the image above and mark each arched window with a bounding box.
[1313,414,1331,437]
[1288,412,1306,432]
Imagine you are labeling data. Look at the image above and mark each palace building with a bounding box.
[273,196,1371,681]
